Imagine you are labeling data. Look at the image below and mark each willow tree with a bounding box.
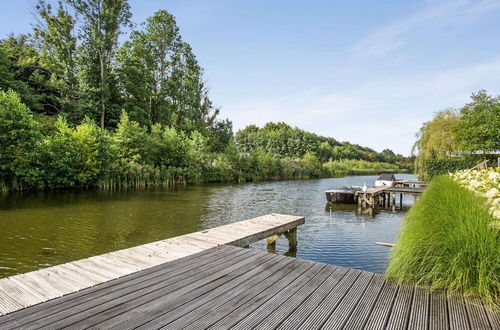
[413,109,461,178]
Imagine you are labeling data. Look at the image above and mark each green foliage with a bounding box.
[323,159,404,176]
[0,34,60,114]
[70,0,132,129]
[454,90,500,152]
[414,91,500,179]
[0,93,408,191]
[113,111,147,163]
[301,152,322,178]
[0,90,42,189]
[37,117,102,187]
[413,109,460,160]
[34,0,79,120]
[387,175,499,308]
[417,158,477,180]
[235,122,409,168]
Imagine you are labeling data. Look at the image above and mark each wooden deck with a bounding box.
[0,213,304,316]
[0,245,497,329]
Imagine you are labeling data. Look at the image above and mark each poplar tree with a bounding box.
[68,0,131,129]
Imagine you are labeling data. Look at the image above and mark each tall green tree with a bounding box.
[34,0,79,120]
[0,34,60,114]
[117,10,218,133]
[454,90,500,153]
[169,42,218,134]
[117,10,180,126]
[69,0,131,129]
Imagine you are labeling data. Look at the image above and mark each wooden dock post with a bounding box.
[267,228,298,251]
[284,228,297,250]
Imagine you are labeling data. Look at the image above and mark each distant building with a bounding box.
[375,174,397,187]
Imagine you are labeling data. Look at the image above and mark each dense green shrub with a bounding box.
[386,175,500,308]
[0,90,42,190]
[416,158,477,180]
[323,159,405,176]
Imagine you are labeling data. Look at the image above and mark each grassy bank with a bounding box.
[386,175,499,308]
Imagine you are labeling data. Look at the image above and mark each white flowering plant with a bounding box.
[450,167,500,220]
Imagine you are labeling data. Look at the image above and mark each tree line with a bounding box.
[413,90,500,180]
[0,0,409,191]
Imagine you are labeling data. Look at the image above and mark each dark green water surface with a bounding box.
[0,174,416,278]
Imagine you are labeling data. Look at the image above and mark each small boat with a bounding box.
[325,186,362,204]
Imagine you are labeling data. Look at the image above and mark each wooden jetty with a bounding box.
[0,213,303,316]
[0,245,498,329]
[0,213,498,329]
[356,185,425,208]
[326,179,427,207]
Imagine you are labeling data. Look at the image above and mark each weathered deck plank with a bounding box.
[342,274,385,329]
[245,265,338,330]
[408,285,430,330]
[230,263,332,330]
[135,254,291,329]
[19,249,255,329]
[296,269,362,329]
[448,291,471,330]
[163,255,300,329]
[0,246,225,328]
[386,282,415,330]
[363,279,399,329]
[275,266,350,330]
[465,295,493,330]
[428,290,449,330]
[206,260,317,330]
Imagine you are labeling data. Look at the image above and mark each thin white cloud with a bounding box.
[465,0,500,16]
[222,57,500,155]
[350,0,495,58]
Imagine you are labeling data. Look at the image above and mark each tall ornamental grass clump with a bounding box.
[386,175,500,308]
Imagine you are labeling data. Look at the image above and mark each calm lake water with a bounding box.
[0,174,417,278]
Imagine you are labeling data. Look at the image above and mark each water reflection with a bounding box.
[325,202,412,217]
[0,174,416,277]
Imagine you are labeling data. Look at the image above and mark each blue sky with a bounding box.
[2,0,500,155]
